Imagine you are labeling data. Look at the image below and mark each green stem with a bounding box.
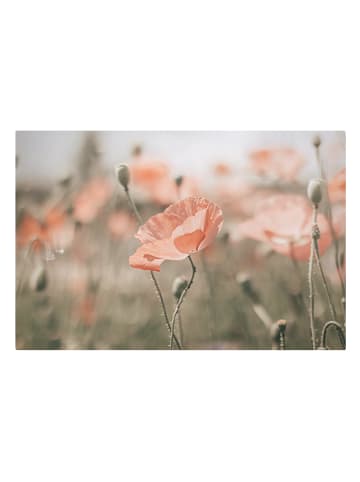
[279,330,286,350]
[308,207,317,350]
[313,238,337,321]
[170,256,196,349]
[124,187,181,349]
[315,144,346,308]
[177,311,184,346]
[320,320,345,349]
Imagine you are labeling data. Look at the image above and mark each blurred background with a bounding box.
[16,131,346,349]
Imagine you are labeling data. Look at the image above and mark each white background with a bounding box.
[1,1,359,481]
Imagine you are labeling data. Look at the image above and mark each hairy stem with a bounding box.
[315,144,346,306]
[124,187,181,349]
[170,256,196,349]
[279,330,286,350]
[178,311,184,346]
[308,207,317,350]
[313,238,337,321]
[124,188,143,225]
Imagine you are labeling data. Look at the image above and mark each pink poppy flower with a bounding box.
[72,177,113,223]
[129,197,224,271]
[249,148,305,182]
[331,203,346,238]
[213,162,232,176]
[130,160,170,188]
[328,168,346,204]
[215,182,276,218]
[232,194,332,261]
[149,175,200,205]
[16,207,73,252]
[107,211,136,240]
[129,159,199,205]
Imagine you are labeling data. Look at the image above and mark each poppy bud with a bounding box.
[172,276,188,300]
[30,264,47,292]
[307,179,322,205]
[115,164,130,190]
[132,145,142,157]
[175,175,184,187]
[277,319,287,329]
[313,135,321,148]
[58,175,72,189]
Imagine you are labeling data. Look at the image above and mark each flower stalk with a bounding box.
[170,256,196,349]
[313,138,346,308]
[307,177,340,348]
[320,320,345,349]
[116,165,182,349]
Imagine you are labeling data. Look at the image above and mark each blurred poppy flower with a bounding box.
[16,207,73,252]
[129,196,223,271]
[215,181,275,218]
[331,203,346,238]
[130,160,169,187]
[213,162,231,176]
[129,159,199,205]
[249,148,305,182]
[73,196,99,224]
[151,175,200,205]
[107,210,136,239]
[72,177,113,223]
[328,168,345,204]
[232,194,332,261]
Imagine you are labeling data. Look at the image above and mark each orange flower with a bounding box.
[328,168,345,204]
[249,148,305,182]
[72,177,113,223]
[213,162,231,176]
[232,194,332,261]
[16,207,72,251]
[17,213,43,247]
[150,175,200,205]
[107,210,136,239]
[331,203,346,238]
[130,160,169,186]
[129,197,223,271]
[215,181,275,218]
[129,159,199,205]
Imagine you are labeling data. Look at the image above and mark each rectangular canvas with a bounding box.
[16,131,346,350]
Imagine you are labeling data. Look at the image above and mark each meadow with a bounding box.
[15,132,346,350]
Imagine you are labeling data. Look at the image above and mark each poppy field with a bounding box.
[15,131,346,350]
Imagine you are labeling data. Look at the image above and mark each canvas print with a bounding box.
[16,131,346,350]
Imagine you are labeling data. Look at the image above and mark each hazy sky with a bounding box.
[16,131,345,184]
